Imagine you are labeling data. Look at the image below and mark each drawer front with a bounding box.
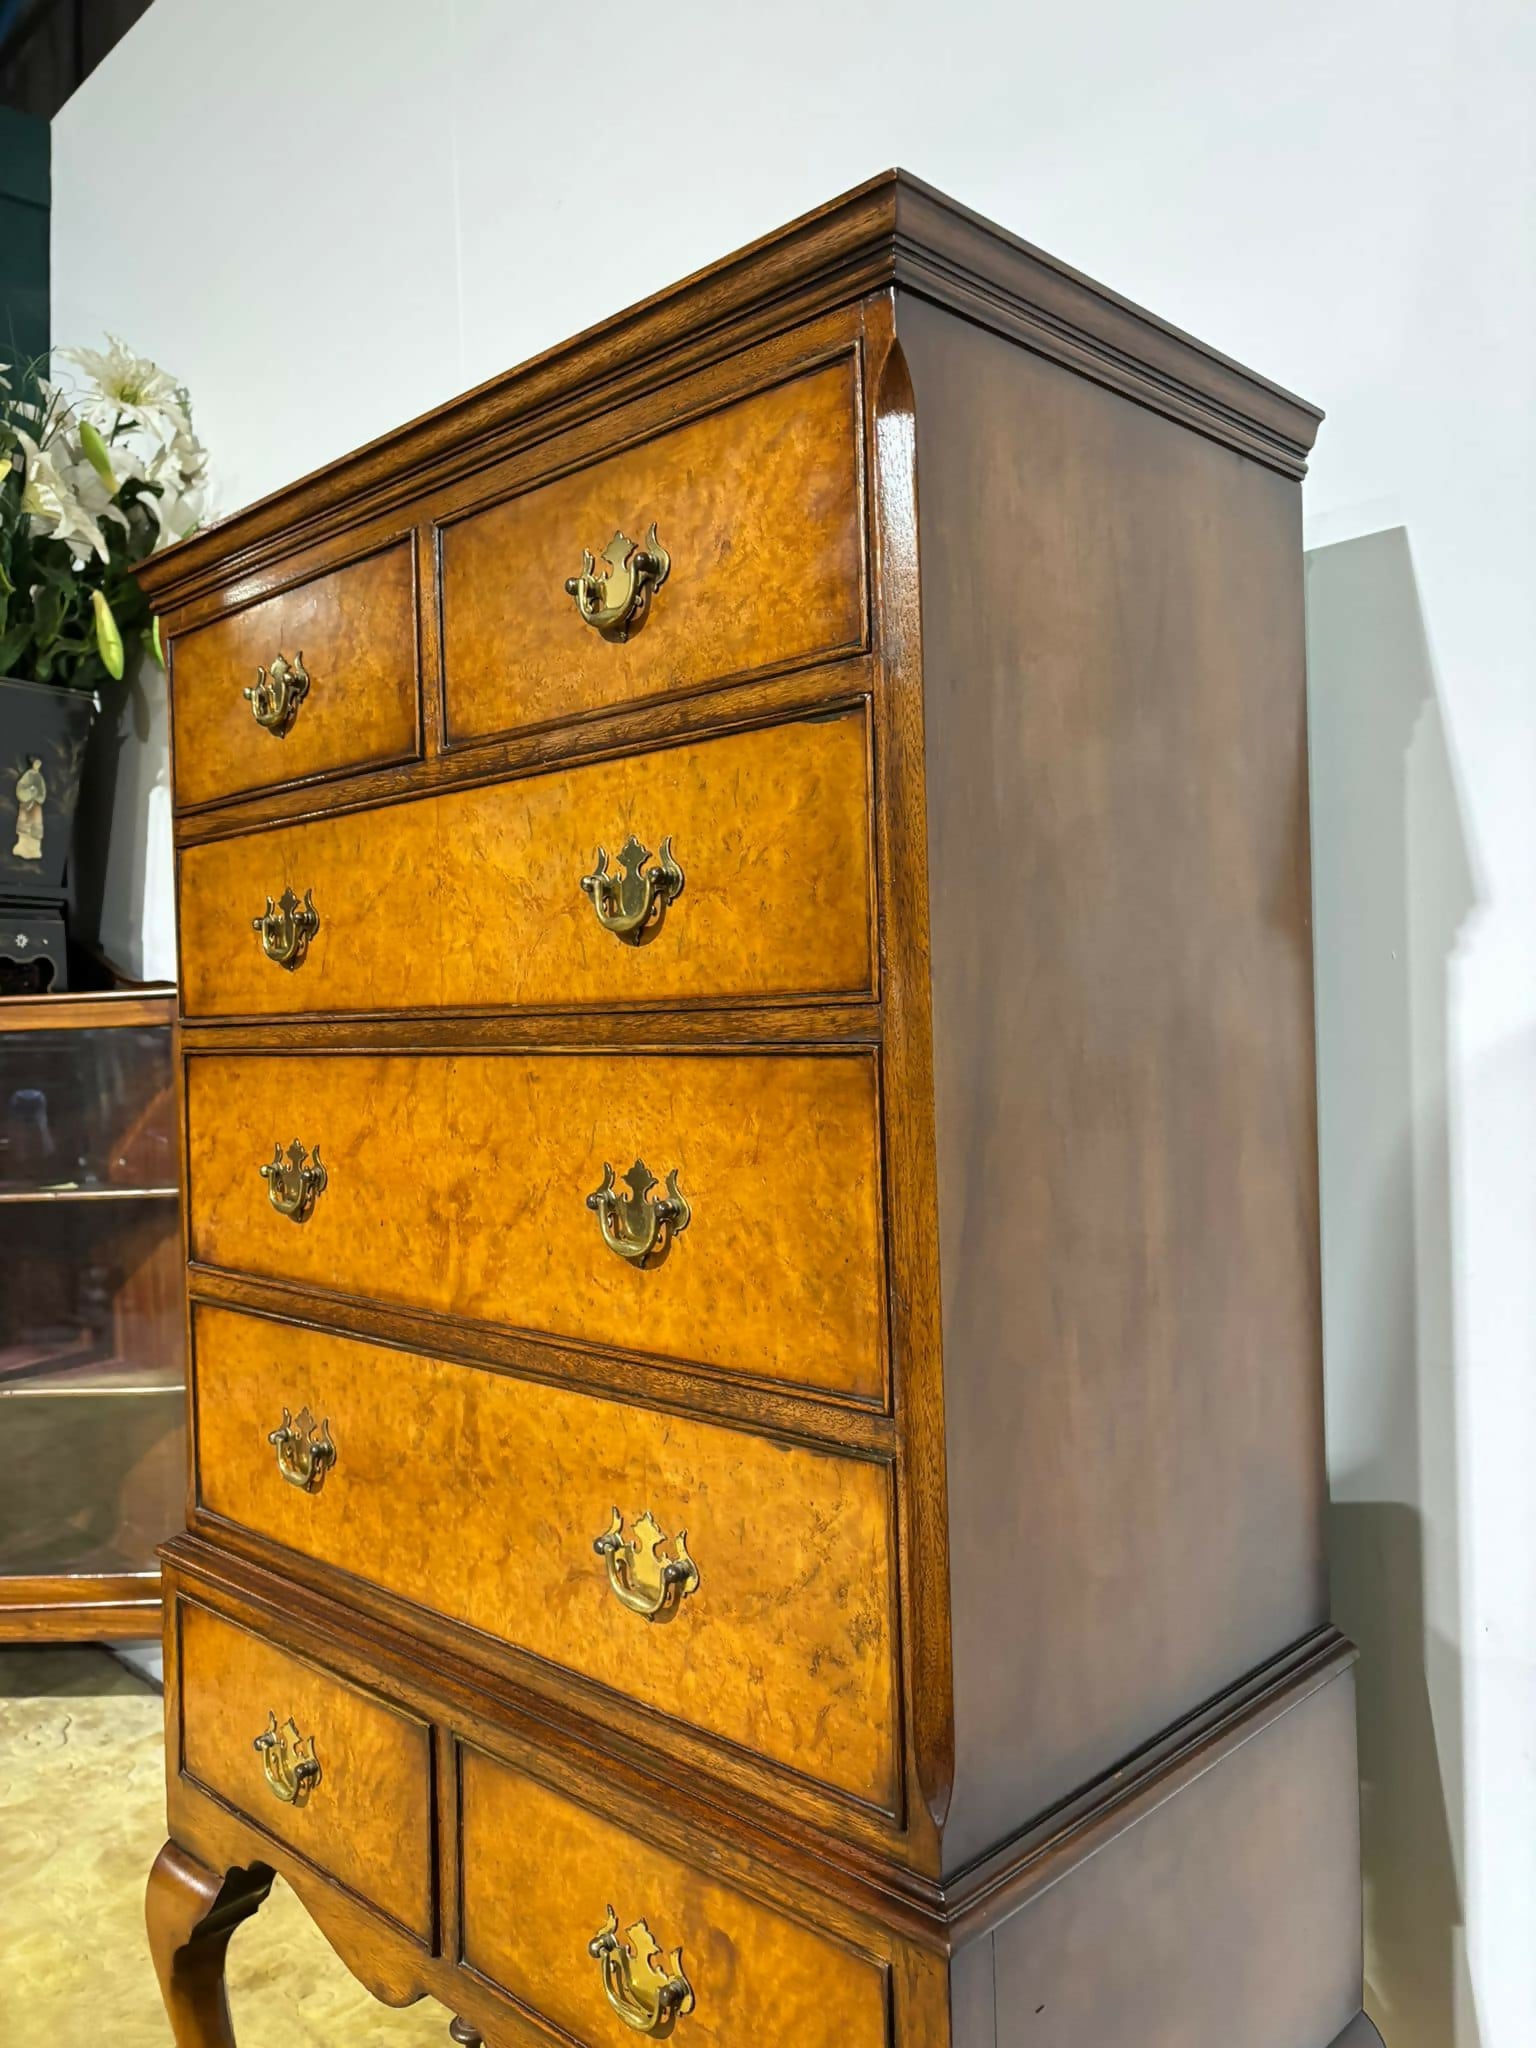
[459,1747,888,2048]
[186,1051,883,1400]
[440,358,864,744]
[170,542,418,809]
[176,1598,433,1938]
[179,710,872,1018]
[195,1305,898,1807]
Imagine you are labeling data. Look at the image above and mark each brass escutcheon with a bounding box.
[581,836,684,946]
[244,651,310,736]
[253,885,319,969]
[268,1405,336,1493]
[260,1139,328,1223]
[564,525,670,642]
[586,1160,689,1268]
[588,1907,695,2036]
[594,1508,700,1623]
[253,1710,321,1806]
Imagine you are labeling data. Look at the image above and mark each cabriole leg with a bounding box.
[146,1839,273,2046]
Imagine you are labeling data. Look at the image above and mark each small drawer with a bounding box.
[176,1598,433,1939]
[169,542,419,810]
[440,357,865,744]
[177,709,873,1018]
[185,1049,884,1401]
[194,1304,899,1807]
[459,1745,888,2048]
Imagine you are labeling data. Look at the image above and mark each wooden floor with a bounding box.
[0,1644,446,2044]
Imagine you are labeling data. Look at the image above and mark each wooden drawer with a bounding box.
[458,1745,888,2048]
[175,1598,433,1939]
[170,542,419,810]
[194,1305,898,1807]
[186,1050,883,1400]
[178,709,873,1018]
[439,357,864,743]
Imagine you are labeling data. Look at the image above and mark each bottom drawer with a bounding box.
[459,1744,888,2048]
[177,1599,434,1940]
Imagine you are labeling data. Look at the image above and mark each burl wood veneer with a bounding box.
[185,1049,884,1397]
[177,1600,433,1940]
[193,1303,899,1805]
[177,709,874,1018]
[458,1749,891,2048]
[141,173,1379,2048]
[439,355,865,741]
[169,541,419,811]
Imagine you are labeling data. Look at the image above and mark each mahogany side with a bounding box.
[899,291,1331,1872]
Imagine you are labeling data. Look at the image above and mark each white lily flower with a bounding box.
[16,427,111,562]
[61,334,191,442]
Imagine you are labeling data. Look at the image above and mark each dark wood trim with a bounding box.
[175,998,881,1050]
[137,172,1320,620]
[414,523,445,762]
[862,294,954,1875]
[182,1265,896,1448]
[886,175,1320,472]
[0,988,176,1030]
[939,1628,1356,1944]
[160,1535,1356,1954]
[164,1548,919,1912]
[0,1569,162,1640]
[172,659,876,844]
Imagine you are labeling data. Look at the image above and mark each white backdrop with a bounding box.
[50,2,1535,2040]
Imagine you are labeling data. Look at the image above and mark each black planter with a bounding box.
[0,674,98,904]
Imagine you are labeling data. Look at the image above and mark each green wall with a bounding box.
[0,104,48,366]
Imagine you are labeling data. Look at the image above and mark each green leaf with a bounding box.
[0,621,33,672]
[150,613,164,667]
[92,588,125,679]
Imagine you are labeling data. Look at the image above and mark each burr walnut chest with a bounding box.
[139,174,1381,2048]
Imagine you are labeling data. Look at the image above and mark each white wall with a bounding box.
[51,1,1535,2038]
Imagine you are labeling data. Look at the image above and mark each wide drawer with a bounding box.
[176,1598,433,1938]
[194,1304,898,1807]
[440,357,864,743]
[185,1051,884,1400]
[170,542,419,810]
[178,709,873,1018]
[458,1745,888,2048]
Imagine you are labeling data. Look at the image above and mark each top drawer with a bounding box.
[170,542,419,810]
[439,356,865,745]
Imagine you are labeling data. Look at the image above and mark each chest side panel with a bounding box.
[903,294,1328,1871]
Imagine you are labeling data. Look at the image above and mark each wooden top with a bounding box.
[137,170,1322,614]
[0,985,177,1031]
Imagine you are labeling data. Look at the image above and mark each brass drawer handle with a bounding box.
[253,886,319,969]
[253,1711,321,1806]
[587,1159,689,1268]
[581,836,684,946]
[594,1509,699,1622]
[564,525,670,643]
[268,1405,336,1493]
[243,651,310,736]
[260,1139,328,1223]
[589,1907,694,2036]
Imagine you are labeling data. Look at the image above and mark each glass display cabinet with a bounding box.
[0,986,184,1639]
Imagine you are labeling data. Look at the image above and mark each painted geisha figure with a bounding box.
[12,756,46,861]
